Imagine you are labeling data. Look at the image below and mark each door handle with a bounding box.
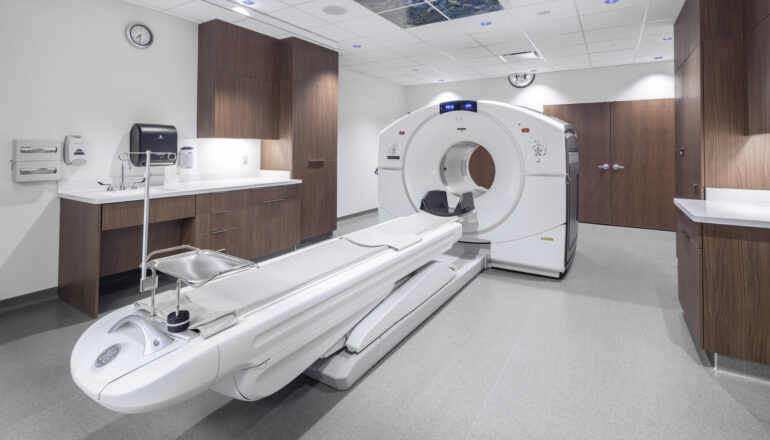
[597,163,609,170]
[612,164,624,171]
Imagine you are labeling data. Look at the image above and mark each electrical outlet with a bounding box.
[242,155,248,165]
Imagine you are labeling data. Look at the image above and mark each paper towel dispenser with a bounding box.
[130,123,177,167]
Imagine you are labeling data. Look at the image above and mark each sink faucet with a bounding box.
[118,153,132,191]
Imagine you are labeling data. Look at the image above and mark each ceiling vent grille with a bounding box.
[498,51,539,63]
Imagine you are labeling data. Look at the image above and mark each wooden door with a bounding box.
[293,160,337,240]
[675,46,704,199]
[544,103,612,225]
[610,99,676,231]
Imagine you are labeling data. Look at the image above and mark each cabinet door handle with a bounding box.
[263,198,285,204]
[680,229,691,240]
[211,229,229,235]
[612,164,624,171]
[597,163,610,170]
[212,210,228,215]
[678,148,686,157]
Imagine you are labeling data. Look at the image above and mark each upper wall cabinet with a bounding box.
[745,3,770,135]
[197,20,279,139]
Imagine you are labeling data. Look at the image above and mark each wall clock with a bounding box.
[126,23,153,49]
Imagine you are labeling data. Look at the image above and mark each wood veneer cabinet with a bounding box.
[262,38,339,241]
[745,8,770,135]
[57,185,300,317]
[197,20,279,139]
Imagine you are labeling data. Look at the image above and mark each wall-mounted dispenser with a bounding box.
[11,139,61,182]
[64,135,88,165]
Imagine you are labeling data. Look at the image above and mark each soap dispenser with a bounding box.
[64,135,88,165]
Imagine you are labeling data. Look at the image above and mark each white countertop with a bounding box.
[58,176,302,204]
[675,198,770,229]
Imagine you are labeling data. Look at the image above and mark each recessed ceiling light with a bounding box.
[322,5,347,15]
[412,68,419,71]
[531,69,538,73]
[663,37,673,41]
[605,0,619,4]
[480,21,492,26]
[352,44,362,48]
[231,6,250,16]
[654,56,664,59]
[242,0,254,4]
[438,79,445,82]
[536,10,550,16]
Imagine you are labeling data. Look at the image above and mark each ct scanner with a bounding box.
[70,100,577,414]
[379,100,578,277]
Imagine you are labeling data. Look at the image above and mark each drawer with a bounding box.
[197,227,237,252]
[253,184,298,203]
[196,191,236,214]
[195,209,235,235]
[677,209,702,249]
[102,196,195,231]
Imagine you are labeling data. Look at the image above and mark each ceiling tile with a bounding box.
[587,38,638,53]
[357,48,402,61]
[639,33,674,50]
[532,32,584,49]
[581,6,646,31]
[643,19,675,36]
[282,0,313,4]
[583,24,642,43]
[590,49,637,61]
[540,43,587,57]
[452,10,516,34]
[520,16,581,38]
[310,23,357,41]
[295,0,373,23]
[445,46,494,60]
[550,62,591,71]
[336,12,403,36]
[406,20,463,41]
[337,36,383,51]
[510,0,578,25]
[234,18,289,37]
[485,40,535,56]
[379,57,420,68]
[270,6,328,28]
[365,30,422,46]
[574,0,647,15]
[167,0,246,23]
[592,58,635,67]
[408,51,456,64]
[471,27,529,45]
[546,53,590,65]
[459,56,506,67]
[368,68,403,77]
[390,41,436,56]
[647,0,685,22]
[235,0,291,14]
[427,35,481,50]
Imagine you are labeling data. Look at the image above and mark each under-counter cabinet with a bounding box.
[58,185,300,318]
[676,201,770,366]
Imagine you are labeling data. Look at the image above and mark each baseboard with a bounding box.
[338,208,377,222]
[0,287,58,314]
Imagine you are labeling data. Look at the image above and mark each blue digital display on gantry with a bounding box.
[440,100,477,114]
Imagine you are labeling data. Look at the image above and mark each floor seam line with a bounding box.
[463,290,545,440]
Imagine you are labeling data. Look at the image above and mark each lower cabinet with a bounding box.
[236,185,300,259]
[293,160,337,240]
[676,211,702,345]
[676,209,770,366]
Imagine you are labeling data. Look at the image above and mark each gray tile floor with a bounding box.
[1,214,770,440]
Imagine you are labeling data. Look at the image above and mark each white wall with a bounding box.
[404,61,675,112]
[337,68,405,217]
[0,0,204,300]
